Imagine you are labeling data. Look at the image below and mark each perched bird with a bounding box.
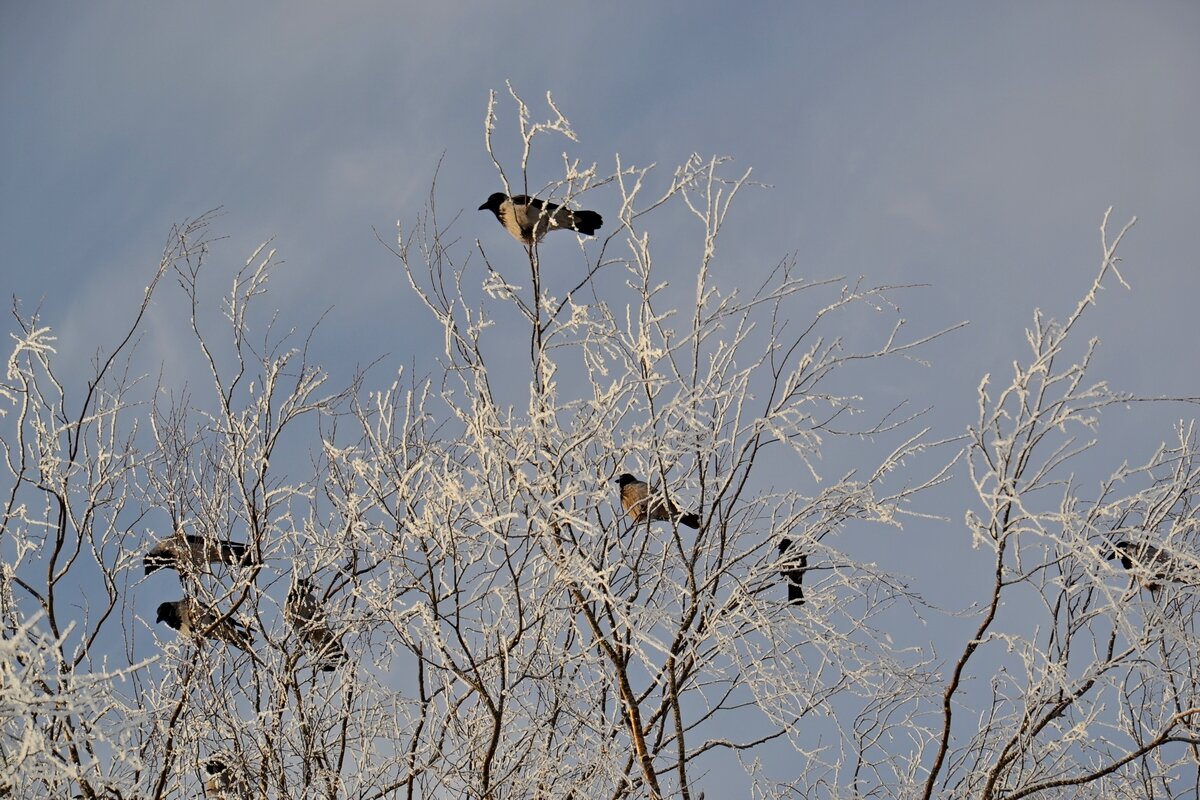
[285,575,350,672]
[144,530,257,576]
[204,758,251,799]
[615,472,700,529]
[778,538,808,606]
[155,598,253,652]
[479,192,603,245]
[1108,540,1185,592]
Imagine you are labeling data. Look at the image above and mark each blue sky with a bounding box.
[2,1,1199,791]
[4,5,1197,378]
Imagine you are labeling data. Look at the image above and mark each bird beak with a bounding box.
[478,202,488,210]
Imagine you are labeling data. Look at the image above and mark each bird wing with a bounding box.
[622,479,700,525]
[184,533,251,566]
[285,588,323,632]
[287,587,349,666]
[144,540,177,574]
[1136,543,1195,583]
[194,604,252,649]
[646,492,681,521]
[515,195,585,240]
[512,195,559,212]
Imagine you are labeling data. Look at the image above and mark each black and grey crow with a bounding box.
[1108,540,1184,592]
[479,192,603,245]
[778,538,808,606]
[155,598,253,652]
[285,575,350,672]
[204,758,251,798]
[144,530,257,576]
[615,473,700,529]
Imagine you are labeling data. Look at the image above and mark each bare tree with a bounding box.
[1,87,1196,800]
[1,218,188,799]
[916,212,1200,800]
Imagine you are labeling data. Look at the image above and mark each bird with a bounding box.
[778,538,808,606]
[285,575,350,672]
[144,530,257,576]
[478,192,603,245]
[155,598,253,652]
[1107,540,1186,592]
[777,537,806,606]
[204,758,251,799]
[615,472,700,529]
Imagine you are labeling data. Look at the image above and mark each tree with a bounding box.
[1,87,1196,799]
[922,211,1200,800]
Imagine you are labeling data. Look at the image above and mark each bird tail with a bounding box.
[220,541,258,566]
[570,210,603,236]
[679,512,701,530]
[318,642,350,672]
[788,580,805,606]
[231,621,254,650]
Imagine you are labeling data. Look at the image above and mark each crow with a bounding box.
[155,598,253,652]
[204,758,251,799]
[479,192,603,245]
[144,530,257,576]
[778,538,808,606]
[285,575,350,672]
[1108,540,1185,592]
[615,473,700,529]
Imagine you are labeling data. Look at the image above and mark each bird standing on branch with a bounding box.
[479,192,603,245]
[155,598,254,652]
[615,472,701,529]
[778,538,808,606]
[285,575,350,672]
[204,758,252,799]
[144,530,257,576]
[1108,540,1188,592]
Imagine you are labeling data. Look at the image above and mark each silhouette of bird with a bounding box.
[615,473,700,529]
[155,598,253,652]
[144,530,257,576]
[778,538,807,606]
[204,758,251,799]
[285,575,350,672]
[479,192,603,245]
[1108,540,1185,592]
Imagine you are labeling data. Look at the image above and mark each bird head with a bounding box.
[614,473,638,487]
[155,601,181,628]
[288,574,314,601]
[1107,540,1137,570]
[478,193,506,213]
[204,759,228,776]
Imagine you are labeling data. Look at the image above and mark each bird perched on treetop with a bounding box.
[1107,540,1187,592]
[144,530,257,576]
[778,538,808,606]
[479,192,603,245]
[285,575,350,672]
[615,473,701,529]
[155,598,253,652]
